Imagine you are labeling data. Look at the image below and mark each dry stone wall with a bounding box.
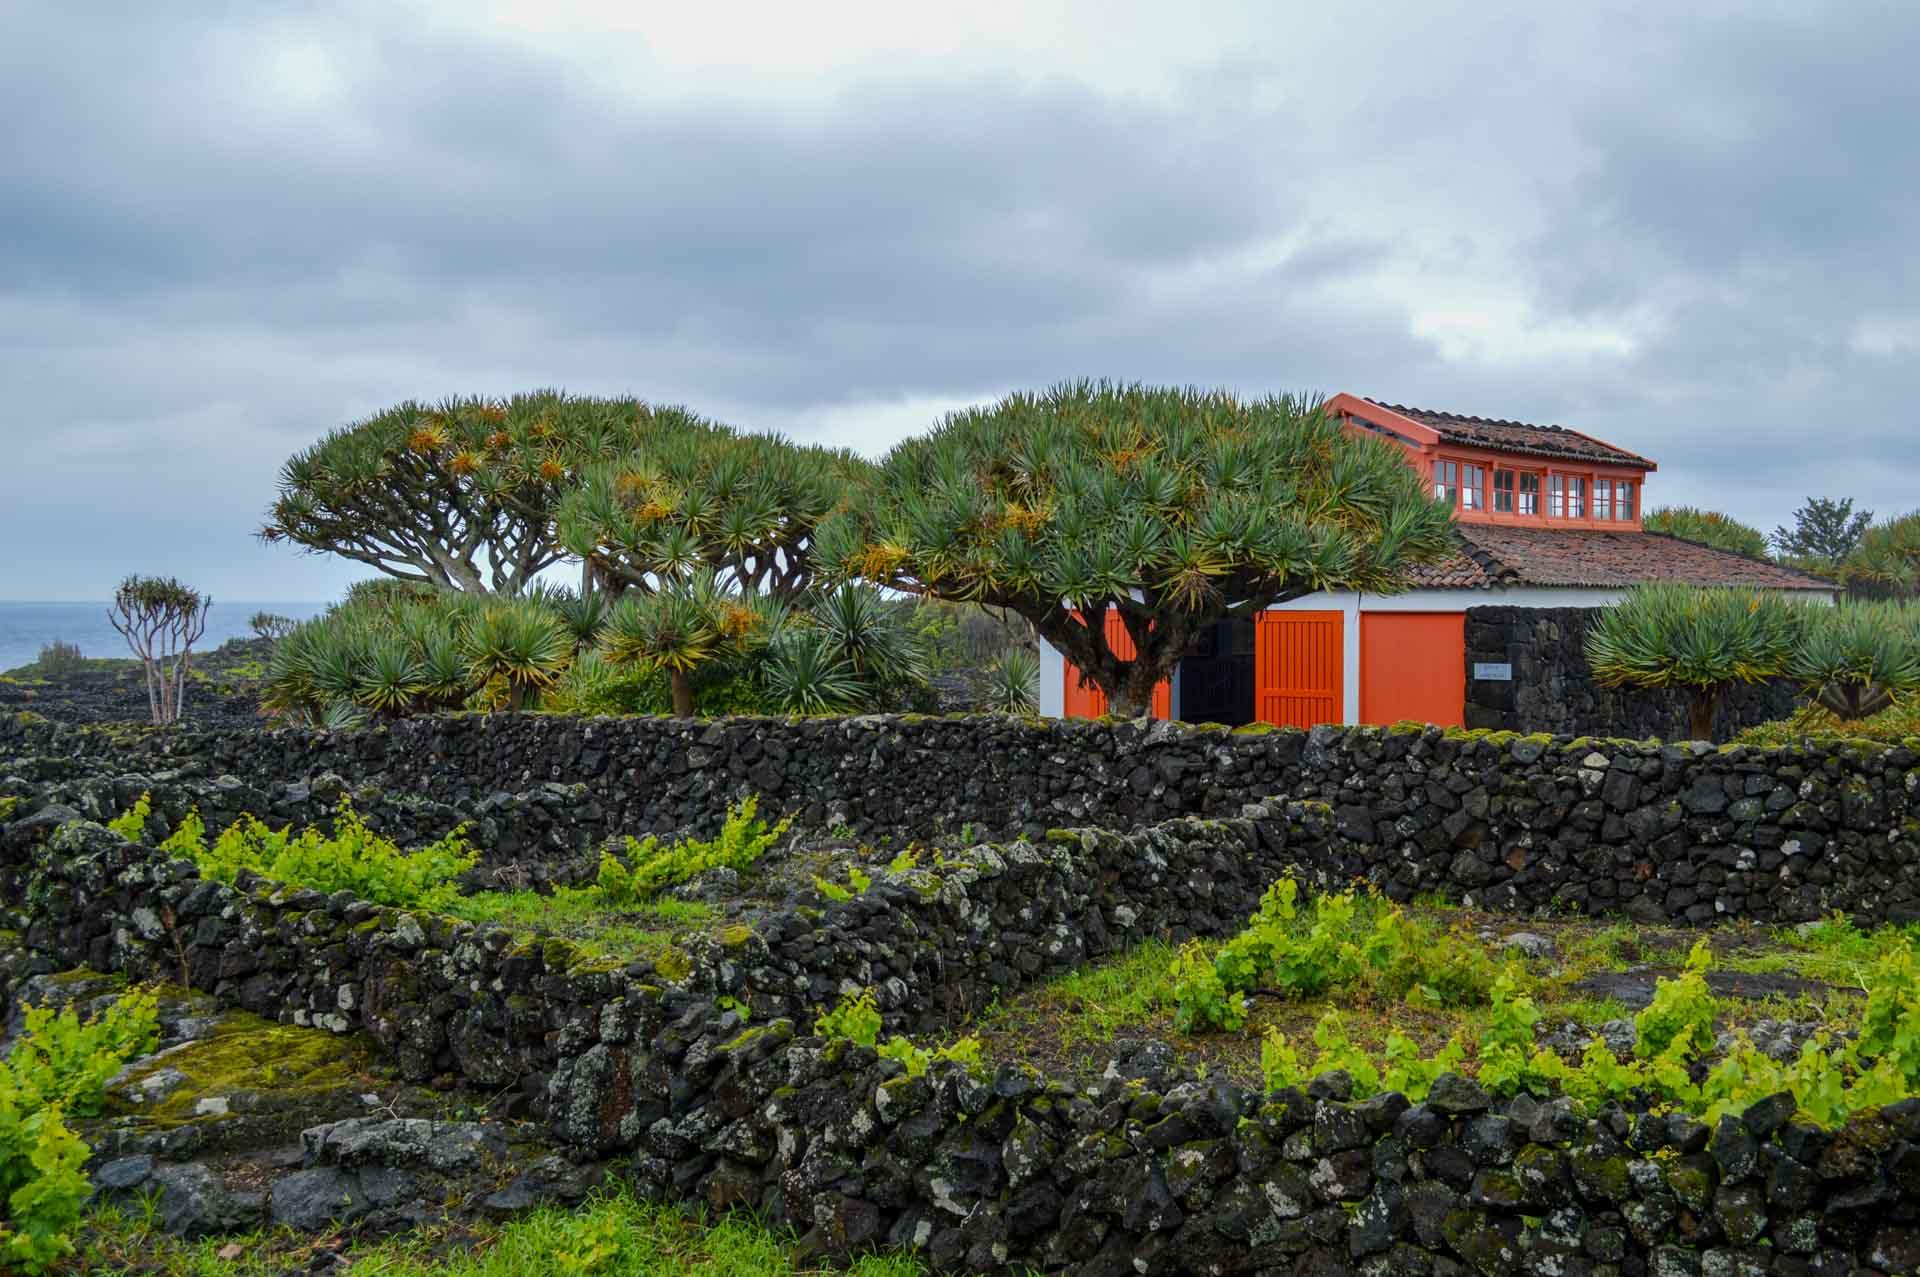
[5,802,1920,1273]
[1462,606,1803,740]
[6,712,1919,927]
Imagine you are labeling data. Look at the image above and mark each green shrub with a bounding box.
[30,641,84,676]
[1844,510,1920,596]
[763,628,863,715]
[1172,879,1498,1032]
[1733,701,1920,747]
[1259,1013,1468,1102]
[544,653,776,718]
[1632,940,1719,1059]
[594,796,791,904]
[1251,930,1920,1128]
[0,988,159,1272]
[811,865,871,903]
[135,798,476,910]
[463,598,573,711]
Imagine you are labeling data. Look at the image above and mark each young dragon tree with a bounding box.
[598,573,776,717]
[108,575,210,725]
[1845,511,1920,599]
[1586,584,1803,740]
[813,381,1457,718]
[1789,600,1920,720]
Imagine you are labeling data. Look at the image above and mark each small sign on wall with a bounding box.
[1473,662,1514,681]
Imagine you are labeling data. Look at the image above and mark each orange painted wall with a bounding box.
[1062,610,1171,719]
[1360,612,1465,728]
[1254,611,1342,729]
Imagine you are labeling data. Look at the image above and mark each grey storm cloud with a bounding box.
[1,1,1917,599]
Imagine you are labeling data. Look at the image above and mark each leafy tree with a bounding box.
[1845,511,1920,597]
[558,427,872,601]
[1586,584,1803,739]
[1771,496,1873,564]
[1789,600,1920,720]
[813,382,1454,716]
[1643,506,1770,560]
[107,575,210,725]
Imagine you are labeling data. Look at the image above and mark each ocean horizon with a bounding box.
[0,600,331,673]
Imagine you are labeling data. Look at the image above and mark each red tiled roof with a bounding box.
[1402,547,1496,589]
[1363,399,1654,468]
[1402,526,1834,592]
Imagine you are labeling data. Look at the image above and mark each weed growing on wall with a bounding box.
[114,793,476,910]
[595,795,791,904]
[1172,876,1920,1126]
[816,989,984,1079]
[105,791,152,840]
[1171,878,1497,1033]
[1,989,159,1272]
[82,1181,925,1276]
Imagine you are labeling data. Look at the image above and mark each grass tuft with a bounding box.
[80,1183,924,1276]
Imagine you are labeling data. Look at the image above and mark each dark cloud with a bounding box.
[2,2,1916,598]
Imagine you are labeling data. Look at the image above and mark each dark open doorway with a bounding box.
[1177,617,1256,726]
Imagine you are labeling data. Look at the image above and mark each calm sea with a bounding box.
[0,601,330,673]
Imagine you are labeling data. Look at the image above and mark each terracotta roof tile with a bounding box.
[1364,399,1653,468]
[1402,547,1495,589]
[1441,525,1834,591]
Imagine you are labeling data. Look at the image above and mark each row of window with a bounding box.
[1434,461,1636,521]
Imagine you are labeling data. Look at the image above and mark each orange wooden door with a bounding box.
[1062,609,1171,719]
[1360,612,1465,727]
[1254,611,1343,728]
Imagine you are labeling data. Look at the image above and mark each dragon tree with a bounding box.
[260,392,720,595]
[557,427,873,602]
[814,381,1456,717]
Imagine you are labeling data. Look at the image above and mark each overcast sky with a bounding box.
[3,1,1915,601]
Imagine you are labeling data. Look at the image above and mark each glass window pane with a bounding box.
[1435,461,1456,505]
[1549,474,1564,518]
[1595,479,1613,521]
[1618,481,1635,520]
[1519,473,1538,516]
[1569,477,1587,519]
[1493,469,1514,513]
